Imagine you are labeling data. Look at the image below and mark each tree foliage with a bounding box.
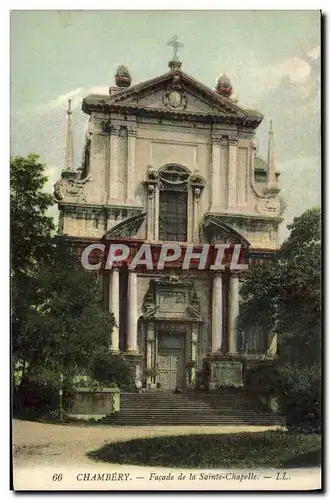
[11,154,54,277]
[90,351,135,391]
[11,155,115,396]
[239,207,321,431]
[20,239,114,382]
[11,155,55,363]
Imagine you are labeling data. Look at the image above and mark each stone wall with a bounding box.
[66,388,120,421]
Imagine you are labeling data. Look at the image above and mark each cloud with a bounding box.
[40,85,109,114]
[236,45,320,165]
[237,45,320,103]
[308,45,321,60]
[39,87,84,113]
[256,56,311,88]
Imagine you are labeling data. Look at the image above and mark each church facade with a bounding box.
[54,44,284,391]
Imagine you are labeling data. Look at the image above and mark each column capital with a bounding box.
[228,135,239,146]
[127,125,137,137]
[229,270,244,279]
[104,122,121,135]
[193,186,202,199]
[147,183,156,198]
[211,132,223,144]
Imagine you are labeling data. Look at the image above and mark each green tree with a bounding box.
[11,155,115,399]
[11,155,54,368]
[21,238,114,384]
[239,207,321,431]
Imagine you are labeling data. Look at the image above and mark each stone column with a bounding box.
[109,126,120,201]
[127,271,138,353]
[228,273,240,354]
[228,137,238,209]
[211,133,221,209]
[109,269,119,352]
[126,126,136,203]
[211,274,223,352]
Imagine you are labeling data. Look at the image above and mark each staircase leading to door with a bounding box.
[101,389,284,426]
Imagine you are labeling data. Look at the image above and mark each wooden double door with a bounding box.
[158,349,185,390]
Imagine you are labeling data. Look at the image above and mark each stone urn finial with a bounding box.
[215,73,233,98]
[114,64,132,88]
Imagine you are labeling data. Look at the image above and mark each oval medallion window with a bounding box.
[159,164,190,185]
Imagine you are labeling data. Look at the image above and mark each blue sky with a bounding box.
[10,10,321,240]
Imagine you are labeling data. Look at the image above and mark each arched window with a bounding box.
[158,165,189,242]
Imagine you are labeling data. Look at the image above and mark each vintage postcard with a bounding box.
[11,9,321,492]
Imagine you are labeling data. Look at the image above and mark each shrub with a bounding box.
[278,363,321,434]
[246,364,281,396]
[90,352,135,391]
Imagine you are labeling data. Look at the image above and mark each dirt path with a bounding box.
[13,419,283,467]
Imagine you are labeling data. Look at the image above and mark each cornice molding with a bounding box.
[85,103,262,128]
[59,202,144,219]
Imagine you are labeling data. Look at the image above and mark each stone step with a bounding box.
[102,391,283,427]
[101,416,284,426]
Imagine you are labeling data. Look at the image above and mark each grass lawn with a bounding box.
[87,431,321,469]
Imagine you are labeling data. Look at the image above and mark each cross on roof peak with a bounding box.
[167,35,184,62]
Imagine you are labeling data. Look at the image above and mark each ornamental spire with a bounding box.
[63,98,74,171]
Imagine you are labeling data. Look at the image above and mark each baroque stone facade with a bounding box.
[55,52,284,390]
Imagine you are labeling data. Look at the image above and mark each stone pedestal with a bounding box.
[208,357,243,389]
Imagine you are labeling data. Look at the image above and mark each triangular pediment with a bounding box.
[83,70,263,124]
[109,70,246,116]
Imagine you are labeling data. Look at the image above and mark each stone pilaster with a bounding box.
[126,125,136,203]
[109,125,120,201]
[109,269,119,352]
[154,184,160,240]
[146,184,155,240]
[228,137,238,209]
[127,271,138,353]
[146,323,155,386]
[210,133,222,209]
[192,187,202,244]
[228,273,240,354]
[267,332,278,355]
[211,274,223,352]
[190,327,198,386]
